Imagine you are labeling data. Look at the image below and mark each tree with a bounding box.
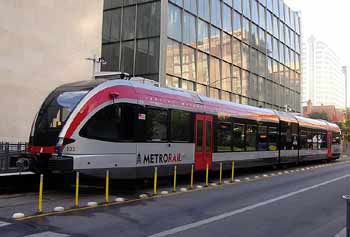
[341,110,350,142]
[309,111,329,121]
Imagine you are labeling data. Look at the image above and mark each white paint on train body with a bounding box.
[280,150,298,157]
[332,144,341,154]
[299,149,328,156]
[135,143,194,167]
[66,137,195,170]
[213,151,279,162]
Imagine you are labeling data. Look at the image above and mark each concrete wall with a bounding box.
[0,0,103,142]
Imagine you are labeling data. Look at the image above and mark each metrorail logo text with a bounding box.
[137,153,182,165]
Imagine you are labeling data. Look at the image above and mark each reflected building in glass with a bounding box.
[102,0,301,112]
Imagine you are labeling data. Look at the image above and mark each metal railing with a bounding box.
[0,142,28,173]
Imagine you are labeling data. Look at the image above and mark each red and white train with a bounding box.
[28,74,341,179]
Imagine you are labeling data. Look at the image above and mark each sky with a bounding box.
[285,0,350,67]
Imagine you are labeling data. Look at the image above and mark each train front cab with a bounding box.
[296,117,329,163]
[330,129,341,160]
[28,81,102,173]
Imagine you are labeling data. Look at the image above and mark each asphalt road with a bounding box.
[1,160,350,237]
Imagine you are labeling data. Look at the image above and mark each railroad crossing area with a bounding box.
[1,157,350,237]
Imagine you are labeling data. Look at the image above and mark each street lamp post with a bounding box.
[85,55,107,78]
[300,100,311,115]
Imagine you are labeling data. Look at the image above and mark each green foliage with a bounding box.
[342,111,350,142]
[309,112,329,121]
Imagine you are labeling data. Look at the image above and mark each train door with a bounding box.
[194,114,213,170]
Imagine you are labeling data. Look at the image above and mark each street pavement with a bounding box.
[1,160,350,237]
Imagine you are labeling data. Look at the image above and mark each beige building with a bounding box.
[0,0,103,142]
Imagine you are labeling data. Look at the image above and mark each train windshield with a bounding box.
[38,91,88,129]
[32,90,88,146]
[332,132,341,144]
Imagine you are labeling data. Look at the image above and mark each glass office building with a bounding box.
[102,0,301,112]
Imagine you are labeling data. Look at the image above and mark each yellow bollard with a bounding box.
[153,167,158,195]
[105,170,109,203]
[219,163,223,185]
[205,163,209,187]
[190,164,194,189]
[38,174,43,213]
[231,160,235,183]
[75,171,79,207]
[173,165,177,192]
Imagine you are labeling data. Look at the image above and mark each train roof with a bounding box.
[274,111,298,124]
[294,116,328,130]
[125,80,280,123]
[56,79,106,91]
[325,121,341,133]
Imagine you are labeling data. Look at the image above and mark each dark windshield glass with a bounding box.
[33,90,88,146]
[37,91,88,129]
[332,132,341,144]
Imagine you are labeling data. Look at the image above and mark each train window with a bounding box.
[320,133,327,148]
[170,110,192,142]
[233,123,245,151]
[312,133,319,150]
[38,90,88,130]
[300,130,308,149]
[315,134,321,149]
[246,125,257,151]
[268,126,278,151]
[280,124,287,150]
[307,130,313,149]
[291,124,298,135]
[333,132,341,144]
[291,124,298,150]
[196,120,203,151]
[217,122,232,152]
[291,135,298,150]
[280,123,297,150]
[206,121,212,152]
[80,103,137,142]
[286,126,292,150]
[145,108,168,142]
[257,126,268,151]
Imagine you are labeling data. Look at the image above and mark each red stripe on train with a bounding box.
[63,84,279,139]
[29,145,56,154]
[64,85,136,139]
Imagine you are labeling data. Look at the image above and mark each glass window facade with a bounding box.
[102,1,160,80]
[168,4,182,41]
[183,12,196,47]
[211,0,222,27]
[102,0,301,112]
[210,26,221,58]
[223,4,232,34]
[137,2,161,38]
[135,38,160,76]
[182,45,196,81]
